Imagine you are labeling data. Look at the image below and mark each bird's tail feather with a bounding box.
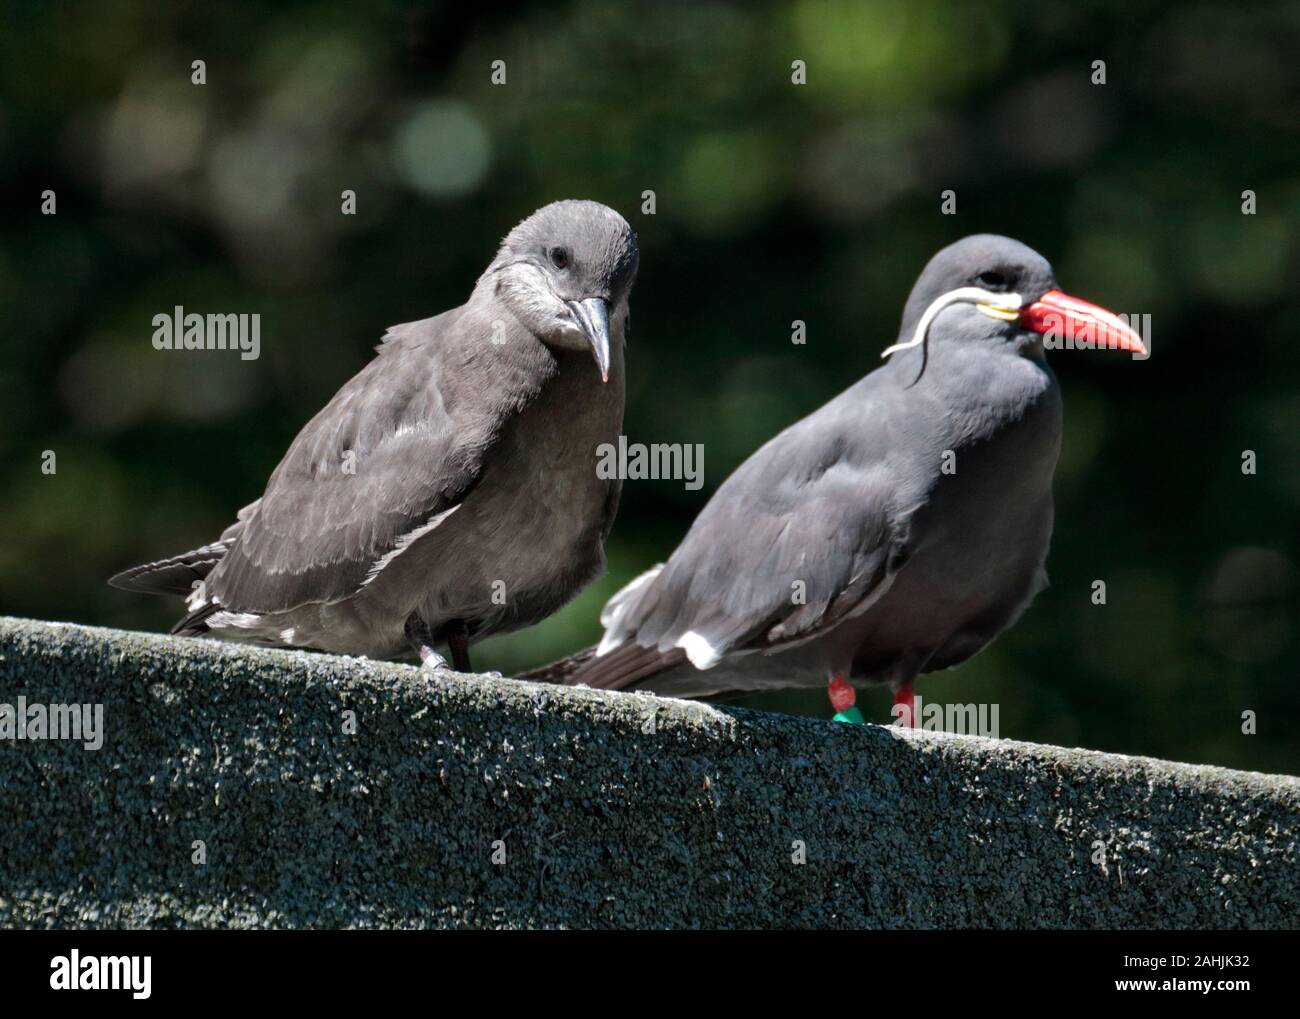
[517,646,598,683]
[521,640,686,692]
[169,600,222,637]
[107,542,230,597]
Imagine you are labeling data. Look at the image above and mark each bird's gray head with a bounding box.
[884,234,1145,362]
[486,200,639,381]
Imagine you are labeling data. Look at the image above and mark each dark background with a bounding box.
[2,0,1296,772]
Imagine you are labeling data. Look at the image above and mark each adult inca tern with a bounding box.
[524,235,1145,723]
[110,200,639,672]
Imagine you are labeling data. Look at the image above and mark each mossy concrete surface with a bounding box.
[0,616,1296,929]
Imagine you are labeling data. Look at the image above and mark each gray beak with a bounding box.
[566,297,612,382]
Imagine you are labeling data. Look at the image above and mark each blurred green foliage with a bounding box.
[1,0,1296,772]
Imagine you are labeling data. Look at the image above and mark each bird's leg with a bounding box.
[404,615,450,672]
[443,620,505,678]
[893,678,917,728]
[827,674,864,724]
[446,620,474,673]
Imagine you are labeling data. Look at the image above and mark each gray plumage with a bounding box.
[111,200,639,669]
[529,235,1065,699]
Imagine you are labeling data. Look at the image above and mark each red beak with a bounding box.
[1019,290,1147,357]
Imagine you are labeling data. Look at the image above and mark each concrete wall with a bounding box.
[0,616,1295,929]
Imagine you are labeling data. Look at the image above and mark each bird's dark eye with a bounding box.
[548,246,570,270]
[977,270,1009,290]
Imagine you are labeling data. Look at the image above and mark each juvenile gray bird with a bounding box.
[111,200,639,672]
[525,235,1144,723]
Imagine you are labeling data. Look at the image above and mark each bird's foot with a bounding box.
[892,679,917,728]
[418,648,455,674]
[828,675,864,724]
[406,615,460,674]
[413,646,501,678]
